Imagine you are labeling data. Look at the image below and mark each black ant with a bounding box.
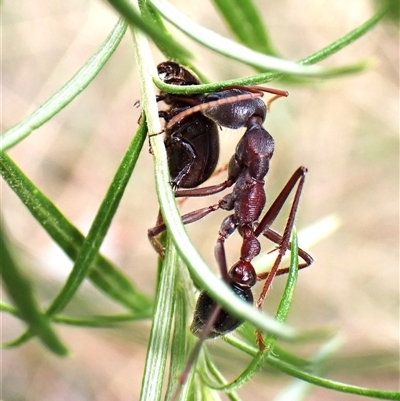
[150,88,313,344]
[149,63,313,397]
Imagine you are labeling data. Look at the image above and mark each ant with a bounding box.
[151,61,288,255]
[149,90,313,343]
[157,61,287,190]
[149,63,313,397]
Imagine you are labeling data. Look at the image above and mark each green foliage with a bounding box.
[1,1,398,400]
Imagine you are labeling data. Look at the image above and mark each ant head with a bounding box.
[157,61,200,86]
[229,260,257,288]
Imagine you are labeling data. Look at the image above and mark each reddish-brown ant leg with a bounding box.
[257,227,314,279]
[266,94,285,112]
[166,91,264,130]
[251,167,307,349]
[148,210,168,258]
[174,165,230,206]
[174,178,234,198]
[148,203,221,239]
[148,177,234,256]
[254,167,307,298]
[225,85,288,98]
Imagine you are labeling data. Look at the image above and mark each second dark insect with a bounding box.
[157,61,220,189]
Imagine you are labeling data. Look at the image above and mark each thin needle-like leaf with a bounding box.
[1,18,127,151]
[149,0,367,77]
[151,5,387,96]
[211,0,278,56]
[1,302,151,327]
[0,151,151,314]
[0,225,68,355]
[139,235,179,401]
[107,0,190,59]
[272,336,344,401]
[45,118,147,316]
[268,355,400,400]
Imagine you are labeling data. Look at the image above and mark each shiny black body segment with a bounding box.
[157,62,220,189]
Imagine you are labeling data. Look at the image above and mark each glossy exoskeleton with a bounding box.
[157,61,219,189]
[150,69,314,400]
[150,85,313,343]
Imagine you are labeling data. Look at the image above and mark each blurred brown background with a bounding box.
[2,0,399,400]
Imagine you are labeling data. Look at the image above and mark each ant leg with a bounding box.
[256,227,314,279]
[175,165,230,207]
[225,85,288,98]
[148,203,221,240]
[255,166,307,237]
[174,178,234,198]
[148,209,167,257]
[170,303,222,401]
[214,214,237,282]
[252,167,307,349]
[166,91,264,131]
[148,180,235,255]
[255,166,307,306]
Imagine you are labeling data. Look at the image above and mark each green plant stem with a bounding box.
[151,5,387,95]
[131,0,297,343]
[139,235,179,401]
[149,0,368,77]
[0,152,151,314]
[0,225,68,355]
[268,356,400,400]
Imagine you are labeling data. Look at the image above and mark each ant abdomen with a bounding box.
[202,89,267,129]
[190,283,254,338]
